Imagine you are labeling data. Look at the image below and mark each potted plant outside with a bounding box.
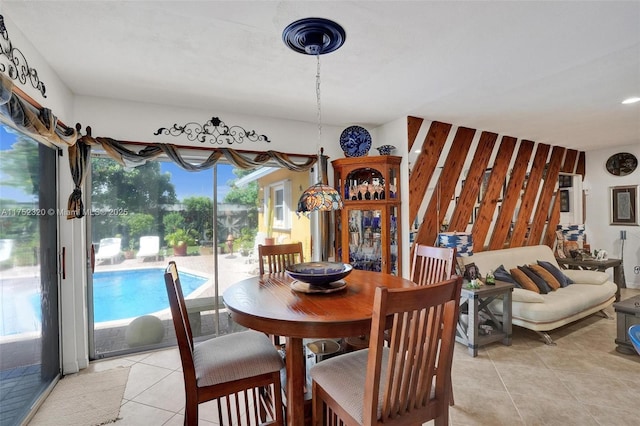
[164,229,196,256]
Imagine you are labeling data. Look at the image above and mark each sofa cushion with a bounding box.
[528,264,561,290]
[510,268,540,293]
[537,260,574,287]
[562,270,609,285]
[520,265,552,294]
[512,288,545,303]
[490,282,617,324]
[494,264,520,287]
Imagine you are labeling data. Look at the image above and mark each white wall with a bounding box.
[585,143,640,288]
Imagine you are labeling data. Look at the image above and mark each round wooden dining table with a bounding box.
[222,269,416,426]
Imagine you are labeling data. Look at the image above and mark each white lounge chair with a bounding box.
[95,237,122,264]
[0,239,14,265]
[136,236,160,261]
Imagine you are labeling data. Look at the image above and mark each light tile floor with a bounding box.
[60,289,640,425]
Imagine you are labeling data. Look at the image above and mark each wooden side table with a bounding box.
[556,257,625,301]
[455,280,514,357]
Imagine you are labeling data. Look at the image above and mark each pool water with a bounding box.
[1,268,209,336]
[92,268,208,322]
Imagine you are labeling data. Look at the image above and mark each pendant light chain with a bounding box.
[284,17,345,214]
[316,53,322,156]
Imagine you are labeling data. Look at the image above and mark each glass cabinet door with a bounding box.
[389,205,399,275]
[348,208,382,272]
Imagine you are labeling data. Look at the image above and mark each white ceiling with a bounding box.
[3,1,640,151]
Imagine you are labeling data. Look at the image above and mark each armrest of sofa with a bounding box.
[562,270,609,285]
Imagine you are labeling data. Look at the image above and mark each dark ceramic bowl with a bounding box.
[376,145,396,155]
[286,262,353,285]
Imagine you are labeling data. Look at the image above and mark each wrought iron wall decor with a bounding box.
[154,116,270,145]
[0,15,47,97]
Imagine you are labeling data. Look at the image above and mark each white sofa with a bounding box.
[460,245,617,344]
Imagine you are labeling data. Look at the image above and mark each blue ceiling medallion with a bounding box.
[282,18,346,55]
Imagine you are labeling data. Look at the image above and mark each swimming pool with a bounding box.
[0,268,209,336]
[92,268,208,322]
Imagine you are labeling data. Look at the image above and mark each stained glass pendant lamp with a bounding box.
[283,18,346,215]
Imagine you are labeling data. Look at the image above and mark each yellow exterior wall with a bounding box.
[258,168,312,261]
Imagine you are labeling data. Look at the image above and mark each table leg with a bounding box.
[468,295,479,357]
[502,290,513,346]
[285,337,305,426]
[613,264,626,301]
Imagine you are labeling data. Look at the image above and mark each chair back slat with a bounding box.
[164,261,196,378]
[258,242,304,274]
[364,276,463,425]
[411,245,455,286]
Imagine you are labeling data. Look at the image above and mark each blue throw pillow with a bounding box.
[537,260,574,287]
[494,264,521,288]
[519,265,551,294]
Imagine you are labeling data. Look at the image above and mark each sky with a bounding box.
[1,123,240,204]
[0,124,39,203]
[160,162,236,202]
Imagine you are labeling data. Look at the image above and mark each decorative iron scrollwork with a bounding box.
[0,15,47,98]
[154,116,270,145]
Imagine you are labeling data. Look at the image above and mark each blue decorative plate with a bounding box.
[340,126,372,157]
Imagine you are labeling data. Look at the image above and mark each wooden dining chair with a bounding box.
[311,276,463,426]
[258,242,304,346]
[410,244,457,407]
[258,242,304,275]
[410,244,455,286]
[164,261,285,426]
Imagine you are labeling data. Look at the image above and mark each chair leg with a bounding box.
[184,394,198,426]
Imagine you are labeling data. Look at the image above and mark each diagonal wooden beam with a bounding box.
[414,127,475,247]
[510,143,551,247]
[472,136,517,252]
[489,140,535,250]
[527,145,565,246]
[409,121,452,223]
[407,116,424,152]
[448,131,497,232]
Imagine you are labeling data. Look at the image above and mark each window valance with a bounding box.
[0,73,77,146]
[79,133,317,173]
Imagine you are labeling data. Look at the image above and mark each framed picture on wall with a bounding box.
[610,185,638,225]
[559,190,570,212]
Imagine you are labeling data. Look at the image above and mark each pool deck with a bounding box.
[0,251,260,367]
[92,251,259,355]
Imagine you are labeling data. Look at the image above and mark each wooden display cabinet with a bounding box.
[332,156,402,275]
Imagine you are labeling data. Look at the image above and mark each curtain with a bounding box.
[80,135,317,172]
[0,74,77,146]
[66,141,91,219]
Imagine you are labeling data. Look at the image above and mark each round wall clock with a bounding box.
[605,152,638,176]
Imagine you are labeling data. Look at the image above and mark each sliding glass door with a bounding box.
[0,123,60,425]
[88,156,269,359]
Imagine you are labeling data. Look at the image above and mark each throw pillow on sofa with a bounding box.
[528,264,561,290]
[510,268,540,293]
[519,265,552,294]
[537,260,574,287]
[494,265,521,287]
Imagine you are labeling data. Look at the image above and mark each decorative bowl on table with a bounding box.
[285,262,353,286]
